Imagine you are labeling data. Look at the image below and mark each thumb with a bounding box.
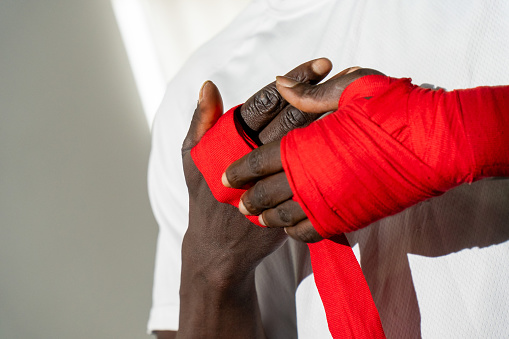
[276,67,383,114]
[182,81,224,153]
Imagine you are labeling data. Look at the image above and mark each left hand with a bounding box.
[182,58,334,271]
[222,67,383,243]
[179,81,288,339]
[177,58,336,338]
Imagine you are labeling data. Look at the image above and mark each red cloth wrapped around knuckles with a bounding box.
[191,74,509,338]
[281,75,509,239]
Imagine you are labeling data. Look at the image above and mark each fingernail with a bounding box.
[284,227,288,234]
[276,76,299,88]
[199,81,211,104]
[258,214,266,227]
[239,200,250,215]
[221,172,231,188]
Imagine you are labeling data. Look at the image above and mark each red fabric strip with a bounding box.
[191,105,259,226]
[281,75,509,237]
[308,236,385,338]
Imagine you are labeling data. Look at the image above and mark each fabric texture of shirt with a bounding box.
[148,0,509,337]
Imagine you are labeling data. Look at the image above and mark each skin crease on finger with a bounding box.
[258,105,320,144]
[238,171,293,215]
[258,199,307,228]
[239,58,332,132]
[222,141,283,189]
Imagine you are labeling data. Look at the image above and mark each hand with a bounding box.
[182,81,287,282]
[181,58,333,275]
[179,81,287,339]
[222,67,384,243]
[177,58,334,338]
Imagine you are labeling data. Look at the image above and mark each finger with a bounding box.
[259,200,307,228]
[239,172,293,215]
[284,219,324,243]
[257,66,363,143]
[182,81,224,153]
[240,58,332,131]
[223,140,282,188]
[258,104,320,144]
[276,68,384,114]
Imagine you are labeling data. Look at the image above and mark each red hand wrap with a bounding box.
[282,75,509,238]
[191,107,385,338]
[190,105,259,226]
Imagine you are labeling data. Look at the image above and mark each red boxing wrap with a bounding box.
[191,107,385,338]
[191,105,260,226]
[282,75,509,238]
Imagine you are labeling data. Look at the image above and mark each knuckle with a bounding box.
[276,206,293,226]
[247,149,266,176]
[281,107,311,130]
[252,181,273,209]
[254,86,281,114]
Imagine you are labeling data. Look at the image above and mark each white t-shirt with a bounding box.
[148,0,509,337]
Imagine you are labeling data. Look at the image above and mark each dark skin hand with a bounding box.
[223,67,384,243]
[156,58,334,338]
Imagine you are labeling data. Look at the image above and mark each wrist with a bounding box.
[180,266,256,305]
[181,230,257,290]
[178,248,265,338]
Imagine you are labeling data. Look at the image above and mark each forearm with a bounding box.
[177,273,265,339]
[176,232,266,339]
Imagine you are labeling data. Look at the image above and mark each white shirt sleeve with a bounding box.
[146,85,193,332]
